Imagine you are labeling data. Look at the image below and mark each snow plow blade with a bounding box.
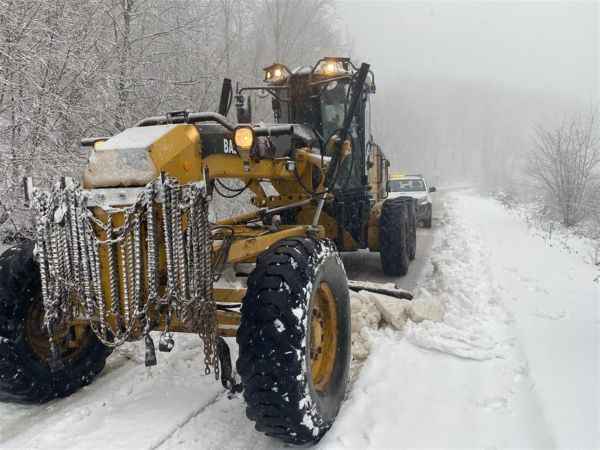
[347,280,413,300]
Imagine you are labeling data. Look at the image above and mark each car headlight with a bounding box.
[418,197,428,204]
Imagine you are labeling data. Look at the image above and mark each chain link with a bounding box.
[30,177,217,374]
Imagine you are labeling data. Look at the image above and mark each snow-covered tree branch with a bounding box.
[528,110,600,226]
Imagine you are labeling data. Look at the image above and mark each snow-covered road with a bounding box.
[321,191,598,449]
[453,193,599,448]
[1,190,597,449]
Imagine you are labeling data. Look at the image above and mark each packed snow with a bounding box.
[0,189,597,449]
[498,195,600,267]
[323,191,598,449]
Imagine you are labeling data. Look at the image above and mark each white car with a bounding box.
[388,175,436,227]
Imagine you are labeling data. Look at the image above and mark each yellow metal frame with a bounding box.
[79,122,389,338]
[82,123,334,337]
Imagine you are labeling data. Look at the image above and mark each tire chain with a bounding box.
[29,177,217,375]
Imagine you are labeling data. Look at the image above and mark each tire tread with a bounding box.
[236,238,340,444]
[0,241,110,403]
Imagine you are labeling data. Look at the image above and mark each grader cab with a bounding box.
[0,57,416,444]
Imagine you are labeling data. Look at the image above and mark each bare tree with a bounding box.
[528,110,600,226]
[0,0,345,238]
[257,0,341,67]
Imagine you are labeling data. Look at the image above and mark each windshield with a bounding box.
[320,81,348,139]
[389,179,426,192]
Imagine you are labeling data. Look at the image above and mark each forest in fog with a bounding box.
[0,0,343,209]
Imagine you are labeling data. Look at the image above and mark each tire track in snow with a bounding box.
[0,336,226,450]
[149,390,224,450]
[154,394,280,450]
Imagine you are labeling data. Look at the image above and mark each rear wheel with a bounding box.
[399,197,417,260]
[237,237,351,445]
[0,241,110,403]
[380,198,410,276]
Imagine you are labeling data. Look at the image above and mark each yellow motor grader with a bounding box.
[0,58,415,444]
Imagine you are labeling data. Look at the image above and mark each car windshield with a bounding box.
[389,179,426,192]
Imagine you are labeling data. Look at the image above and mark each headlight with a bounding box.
[314,58,349,76]
[263,63,290,83]
[418,197,428,204]
[233,126,254,151]
[324,62,337,75]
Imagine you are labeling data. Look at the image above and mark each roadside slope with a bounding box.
[319,192,555,449]
[452,192,599,448]
[320,191,597,449]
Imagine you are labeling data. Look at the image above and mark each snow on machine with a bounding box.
[0,58,415,444]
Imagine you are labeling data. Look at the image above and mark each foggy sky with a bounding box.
[338,1,598,104]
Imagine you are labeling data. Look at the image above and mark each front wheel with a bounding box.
[0,241,111,403]
[236,238,351,445]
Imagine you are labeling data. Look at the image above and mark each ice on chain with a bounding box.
[29,176,218,374]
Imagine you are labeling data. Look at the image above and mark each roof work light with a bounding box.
[263,63,290,83]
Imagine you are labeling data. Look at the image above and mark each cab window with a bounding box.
[320,81,348,139]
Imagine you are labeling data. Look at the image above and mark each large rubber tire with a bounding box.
[0,241,111,403]
[379,197,410,276]
[237,237,351,445]
[409,201,417,259]
[398,197,417,260]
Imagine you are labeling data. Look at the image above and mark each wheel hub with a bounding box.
[310,282,338,391]
[24,301,90,363]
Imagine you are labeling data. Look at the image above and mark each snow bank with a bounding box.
[348,286,445,381]
[452,193,599,448]
[349,291,381,361]
[502,196,600,267]
[403,208,513,361]
[319,192,596,449]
